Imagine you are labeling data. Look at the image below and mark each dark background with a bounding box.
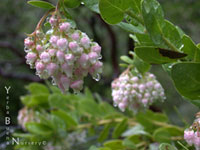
[0,0,199,145]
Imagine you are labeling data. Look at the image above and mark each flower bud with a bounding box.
[40,52,50,63]
[91,44,101,54]
[46,63,58,75]
[49,17,57,26]
[26,52,37,63]
[71,32,80,41]
[60,22,71,32]
[48,49,56,56]
[81,37,90,49]
[56,51,65,63]
[57,38,68,50]
[65,54,75,65]
[36,45,43,52]
[50,36,59,46]
[88,52,98,64]
[70,80,83,91]
[36,62,45,72]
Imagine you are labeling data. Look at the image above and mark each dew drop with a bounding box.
[92,73,100,81]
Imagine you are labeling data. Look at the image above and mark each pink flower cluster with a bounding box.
[17,107,38,130]
[24,17,103,93]
[111,72,165,112]
[184,118,200,150]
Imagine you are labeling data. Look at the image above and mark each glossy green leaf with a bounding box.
[159,143,178,150]
[112,118,128,138]
[21,94,49,107]
[181,35,200,62]
[142,0,181,50]
[25,122,52,136]
[133,54,151,74]
[120,56,133,64]
[104,140,125,150]
[153,127,183,143]
[25,83,49,95]
[122,124,150,137]
[117,22,144,34]
[135,46,185,64]
[63,0,80,8]
[122,138,137,149]
[171,62,200,100]
[136,110,168,133]
[52,109,78,128]
[99,0,131,24]
[82,0,99,13]
[27,0,55,9]
[98,124,112,142]
[48,94,69,110]
[129,0,141,14]
[135,33,155,46]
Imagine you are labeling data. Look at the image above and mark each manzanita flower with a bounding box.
[111,71,166,112]
[17,107,39,130]
[24,14,103,93]
[184,113,200,149]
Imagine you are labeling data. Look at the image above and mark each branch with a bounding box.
[97,14,120,76]
[0,68,42,82]
[0,41,24,58]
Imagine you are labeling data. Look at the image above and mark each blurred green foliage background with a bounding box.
[0,0,199,142]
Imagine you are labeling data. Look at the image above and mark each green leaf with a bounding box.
[133,54,151,74]
[112,118,128,138]
[52,109,78,129]
[120,56,133,64]
[171,62,200,100]
[129,0,141,14]
[82,0,99,13]
[21,94,49,107]
[135,33,155,46]
[159,143,178,150]
[48,94,69,110]
[25,122,52,136]
[122,138,136,149]
[142,0,181,50]
[181,35,200,62]
[63,0,80,8]
[27,0,55,9]
[98,124,112,142]
[122,124,151,137]
[104,140,125,150]
[26,83,49,95]
[136,110,168,133]
[99,0,131,24]
[153,127,183,143]
[135,46,186,64]
[117,22,144,34]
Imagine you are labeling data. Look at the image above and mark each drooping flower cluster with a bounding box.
[111,71,165,112]
[24,14,103,93]
[17,107,39,129]
[184,113,200,150]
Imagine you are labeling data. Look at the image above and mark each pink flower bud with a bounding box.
[91,44,101,54]
[57,38,68,50]
[26,52,37,63]
[49,17,57,26]
[62,63,73,77]
[139,84,146,92]
[36,62,45,72]
[48,49,56,56]
[65,54,75,65]
[56,51,65,62]
[146,81,154,88]
[36,45,43,52]
[60,75,70,91]
[50,36,59,45]
[60,22,70,31]
[71,32,80,41]
[46,63,58,75]
[144,93,151,98]
[79,54,89,68]
[131,90,136,95]
[40,52,50,63]
[154,83,161,89]
[131,77,139,82]
[194,132,200,147]
[118,102,126,111]
[70,80,83,91]
[88,52,98,64]
[81,37,90,49]
[69,41,78,51]
[132,84,138,89]
[149,74,155,79]
[142,99,148,106]
[24,38,34,48]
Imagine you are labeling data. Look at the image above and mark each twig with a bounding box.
[0,41,24,58]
